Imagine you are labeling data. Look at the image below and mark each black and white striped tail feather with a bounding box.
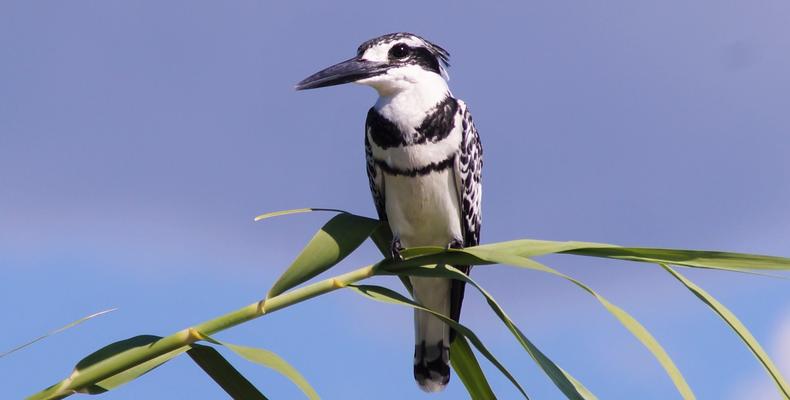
[412,269,469,392]
[414,339,451,392]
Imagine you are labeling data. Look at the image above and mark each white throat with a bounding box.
[365,67,451,130]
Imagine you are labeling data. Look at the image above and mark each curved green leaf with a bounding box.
[439,239,790,272]
[84,346,189,394]
[73,335,163,373]
[563,247,790,271]
[187,344,268,400]
[450,335,497,400]
[267,212,381,298]
[1,308,116,359]
[661,264,790,399]
[253,208,349,222]
[460,250,695,400]
[198,333,319,400]
[474,240,617,258]
[72,335,189,394]
[347,284,530,399]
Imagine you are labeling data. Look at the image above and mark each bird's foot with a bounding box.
[446,238,464,250]
[391,237,405,261]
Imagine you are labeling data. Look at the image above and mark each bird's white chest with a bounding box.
[368,85,464,248]
[383,168,461,248]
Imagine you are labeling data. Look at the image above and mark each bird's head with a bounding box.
[296,32,450,97]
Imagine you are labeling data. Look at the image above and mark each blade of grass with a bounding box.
[474,240,617,258]
[450,239,790,272]
[660,263,790,399]
[382,264,596,400]
[450,335,497,400]
[472,239,790,272]
[66,335,190,394]
[197,332,319,400]
[1,308,117,358]
[30,334,194,399]
[563,247,790,272]
[187,344,268,400]
[460,250,695,400]
[347,284,529,399]
[81,345,189,394]
[267,212,381,298]
[253,207,349,222]
[376,242,790,275]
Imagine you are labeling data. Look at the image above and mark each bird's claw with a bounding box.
[446,238,463,250]
[391,237,405,261]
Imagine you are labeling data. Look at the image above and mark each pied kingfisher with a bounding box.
[296,32,482,393]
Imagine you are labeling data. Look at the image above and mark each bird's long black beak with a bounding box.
[296,57,388,90]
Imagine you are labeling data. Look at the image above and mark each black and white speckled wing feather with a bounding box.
[450,100,483,324]
[365,117,387,222]
[455,101,482,248]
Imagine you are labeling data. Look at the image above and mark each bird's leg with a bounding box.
[391,236,405,260]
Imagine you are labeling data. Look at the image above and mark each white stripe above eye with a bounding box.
[361,37,426,62]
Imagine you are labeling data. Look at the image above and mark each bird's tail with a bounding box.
[411,276,452,392]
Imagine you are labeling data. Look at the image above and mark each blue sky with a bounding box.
[2,1,790,399]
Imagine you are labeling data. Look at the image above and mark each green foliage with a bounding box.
[75,335,190,394]
[450,335,496,400]
[463,251,692,399]
[187,344,268,400]
[0,308,116,359]
[26,208,790,400]
[266,212,380,298]
[661,264,790,398]
[198,333,319,400]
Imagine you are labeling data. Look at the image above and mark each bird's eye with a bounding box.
[389,43,411,59]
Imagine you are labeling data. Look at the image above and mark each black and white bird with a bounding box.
[296,32,482,393]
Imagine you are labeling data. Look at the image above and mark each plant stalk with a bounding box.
[29,265,376,400]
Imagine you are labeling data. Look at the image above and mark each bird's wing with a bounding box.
[450,100,483,324]
[365,113,387,222]
[454,100,483,248]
